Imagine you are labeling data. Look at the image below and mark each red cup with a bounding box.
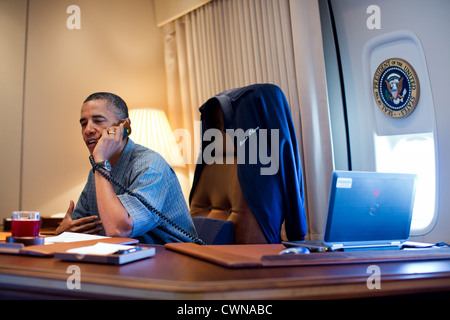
[11,211,40,238]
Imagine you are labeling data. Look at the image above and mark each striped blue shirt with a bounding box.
[72,139,197,244]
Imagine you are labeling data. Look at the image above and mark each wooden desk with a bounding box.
[1,244,450,300]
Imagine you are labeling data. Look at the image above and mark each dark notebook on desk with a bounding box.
[284,171,418,252]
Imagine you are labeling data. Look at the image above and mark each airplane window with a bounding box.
[375,133,436,234]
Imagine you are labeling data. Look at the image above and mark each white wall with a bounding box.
[0,0,27,216]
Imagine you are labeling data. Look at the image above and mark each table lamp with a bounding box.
[128,108,185,168]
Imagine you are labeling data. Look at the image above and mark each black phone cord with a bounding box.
[89,156,205,245]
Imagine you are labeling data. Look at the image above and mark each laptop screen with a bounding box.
[323,171,417,244]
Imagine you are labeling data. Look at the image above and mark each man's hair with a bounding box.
[84,92,129,120]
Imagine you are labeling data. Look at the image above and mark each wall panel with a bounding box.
[0,0,167,220]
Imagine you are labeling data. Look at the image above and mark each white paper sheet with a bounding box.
[44,232,110,245]
[66,242,136,255]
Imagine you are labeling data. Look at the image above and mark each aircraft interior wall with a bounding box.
[321,0,450,244]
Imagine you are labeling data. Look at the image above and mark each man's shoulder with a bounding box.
[131,143,161,161]
[128,142,169,172]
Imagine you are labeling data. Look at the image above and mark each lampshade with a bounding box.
[128,108,184,167]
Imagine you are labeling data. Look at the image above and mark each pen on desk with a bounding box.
[113,247,142,255]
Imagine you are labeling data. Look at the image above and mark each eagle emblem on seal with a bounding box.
[385,74,404,101]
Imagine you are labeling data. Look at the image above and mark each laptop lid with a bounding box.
[323,171,417,250]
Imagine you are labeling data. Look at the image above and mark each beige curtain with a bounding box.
[162,0,333,240]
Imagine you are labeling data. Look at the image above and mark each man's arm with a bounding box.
[92,123,133,238]
[94,171,133,237]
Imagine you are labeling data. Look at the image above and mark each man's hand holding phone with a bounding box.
[92,119,130,163]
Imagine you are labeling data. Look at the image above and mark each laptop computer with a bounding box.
[284,171,418,252]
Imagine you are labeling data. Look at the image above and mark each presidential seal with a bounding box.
[372,58,420,118]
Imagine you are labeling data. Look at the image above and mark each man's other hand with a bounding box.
[55,200,102,235]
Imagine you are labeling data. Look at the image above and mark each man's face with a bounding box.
[80,99,118,154]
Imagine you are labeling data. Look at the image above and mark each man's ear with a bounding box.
[115,118,131,126]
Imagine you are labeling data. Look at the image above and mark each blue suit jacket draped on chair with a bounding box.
[190,83,307,243]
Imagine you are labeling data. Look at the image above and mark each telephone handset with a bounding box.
[113,119,132,139]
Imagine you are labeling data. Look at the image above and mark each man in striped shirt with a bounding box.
[55,92,198,244]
